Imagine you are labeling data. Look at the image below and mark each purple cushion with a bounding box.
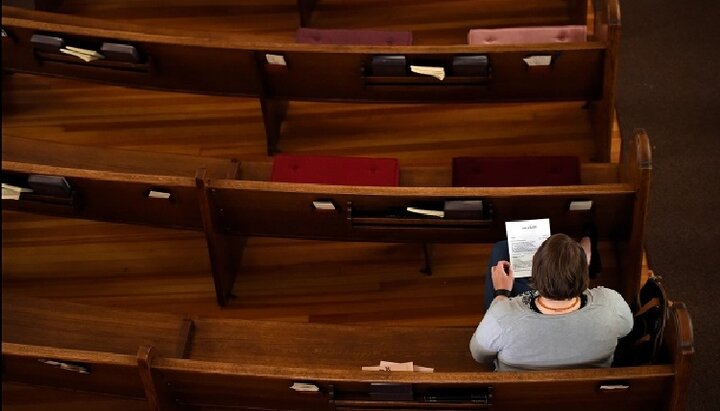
[296,28,413,46]
[271,155,400,187]
[468,25,587,45]
[452,156,580,187]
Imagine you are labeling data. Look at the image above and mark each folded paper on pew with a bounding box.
[523,55,552,67]
[410,65,445,80]
[362,361,434,373]
[406,207,445,218]
[2,183,33,200]
[266,54,287,66]
[60,47,104,62]
[290,382,320,392]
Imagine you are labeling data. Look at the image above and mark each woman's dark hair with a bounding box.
[531,233,589,299]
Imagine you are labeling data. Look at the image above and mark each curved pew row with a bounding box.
[4,0,601,43]
[1,0,620,160]
[2,293,693,410]
[2,129,649,308]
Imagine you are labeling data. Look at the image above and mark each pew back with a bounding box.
[2,343,147,400]
[1,296,693,410]
[1,137,238,230]
[1,8,608,102]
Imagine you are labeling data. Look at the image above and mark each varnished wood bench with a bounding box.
[1,0,620,160]
[2,129,650,306]
[1,294,693,410]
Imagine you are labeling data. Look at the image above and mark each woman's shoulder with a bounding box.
[487,293,535,319]
[586,287,628,306]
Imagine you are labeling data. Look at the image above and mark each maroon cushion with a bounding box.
[452,156,580,187]
[271,155,400,186]
[296,28,413,46]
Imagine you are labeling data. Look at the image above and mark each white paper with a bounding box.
[569,200,593,211]
[65,46,104,59]
[60,48,103,62]
[599,384,630,390]
[147,190,171,199]
[312,200,335,211]
[406,207,444,218]
[362,361,434,373]
[410,65,445,80]
[290,382,320,392]
[505,219,551,278]
[523,55,552,67]
[2,183,33,200]
[266,54,287,66]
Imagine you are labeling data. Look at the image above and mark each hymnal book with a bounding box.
[27,175,71,197]
[371,55,406,76]
[444,200,483,219]
[505,218,551,278]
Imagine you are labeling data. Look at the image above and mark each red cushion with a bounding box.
[271,155,400,186]
[452,156,580,187]
[296,28,413,46]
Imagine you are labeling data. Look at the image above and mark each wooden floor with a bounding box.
[1,0,619,328]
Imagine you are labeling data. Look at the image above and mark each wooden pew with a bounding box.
[1,0,620,160]
[199,129,650,306]
[1,295,194,407]
[1,136,238,230]
[1,294,694,410]
[1,129,650,307]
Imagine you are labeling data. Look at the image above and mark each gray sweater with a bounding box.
[469,287,633,371]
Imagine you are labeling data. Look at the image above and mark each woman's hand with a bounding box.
[491,260,514,292]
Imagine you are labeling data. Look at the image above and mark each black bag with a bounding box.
[613,273,667,366]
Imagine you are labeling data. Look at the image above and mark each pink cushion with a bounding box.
[467,25,587,45]
[452,156,580,187]
[271,155,400,187]
[296,28,413,46]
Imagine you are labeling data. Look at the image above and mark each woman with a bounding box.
[469,233,632,370]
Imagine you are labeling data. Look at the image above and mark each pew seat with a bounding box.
[296,28,413,46]
[452,156,581,187]
[271,154,400,186]
[468,25,588,45]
